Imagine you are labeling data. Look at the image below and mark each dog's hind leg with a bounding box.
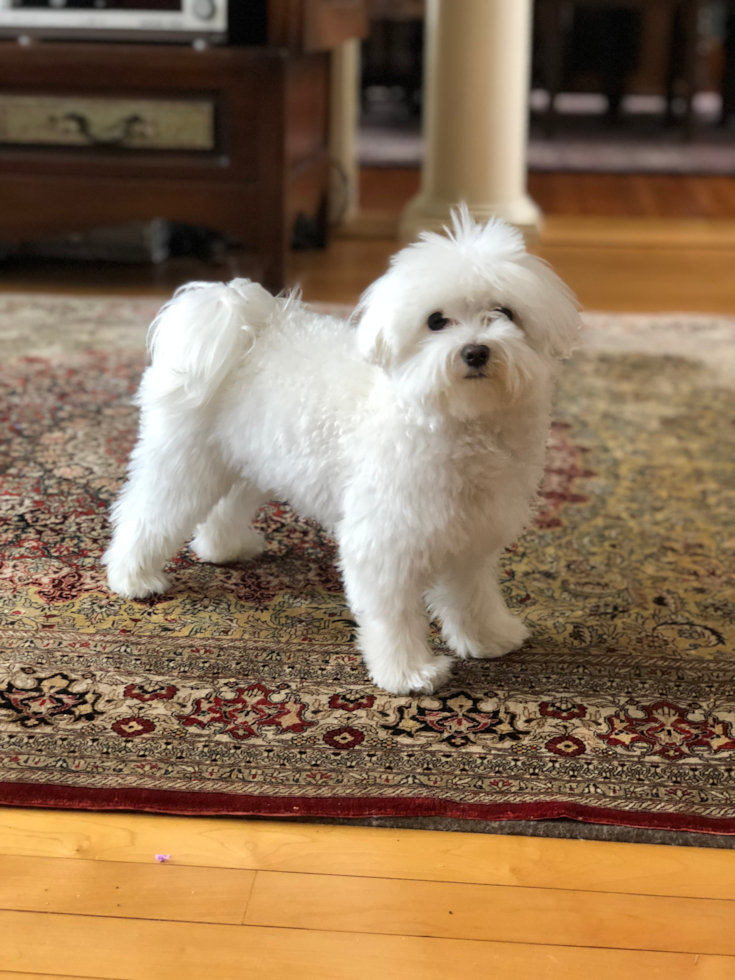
[104,416,234,599]
[190,481,269,564]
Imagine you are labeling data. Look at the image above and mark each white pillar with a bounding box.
[399,0,541,241]
[329,38,361,225]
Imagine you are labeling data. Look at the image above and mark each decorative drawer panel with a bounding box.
[0,95,215,151]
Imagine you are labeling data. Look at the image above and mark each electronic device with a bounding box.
[0,1,267,45]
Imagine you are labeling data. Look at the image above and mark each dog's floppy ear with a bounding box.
[352,272,399,367]
[519,253,581,360]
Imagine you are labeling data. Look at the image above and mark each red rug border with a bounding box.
[1,781,733,835]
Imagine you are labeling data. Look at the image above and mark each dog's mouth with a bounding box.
[464,369,488,380]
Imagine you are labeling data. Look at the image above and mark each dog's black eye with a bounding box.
[427,311,449,331]
[496,307,514,321]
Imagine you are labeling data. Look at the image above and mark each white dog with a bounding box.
[104,208,579,695]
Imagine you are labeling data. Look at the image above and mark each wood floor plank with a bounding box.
[4,214,735,312]
[298,232,735,311]
[628,174,661,218]
[529,172,583,215]
[650,176,712,219]
[1,910,733,980]
[359,166,419,214]
[0,975,113,980]
[540,216,735,248]
[2,809,735,902]
[535,243,735,312]
[577,173,641,217]
[291,237,392,303]
[0,854,255,925]
[364,169,735,221]
[707,175,735,216]
[245,869,735,956]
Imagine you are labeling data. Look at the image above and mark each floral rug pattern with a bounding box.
[1,294,734,831]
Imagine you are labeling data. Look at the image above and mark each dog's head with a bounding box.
[353,207,580,419]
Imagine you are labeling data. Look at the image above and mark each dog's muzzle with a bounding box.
[461,344,490,370]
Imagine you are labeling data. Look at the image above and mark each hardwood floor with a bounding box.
[534,232,735,313]
[3,167,735,979]
[291,224,735,312]
[1,808,735,980]
[361,169,735,220]
[345,169,735,313]
[4,170,735,312]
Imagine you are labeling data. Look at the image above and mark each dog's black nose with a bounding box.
[461,344,490,369]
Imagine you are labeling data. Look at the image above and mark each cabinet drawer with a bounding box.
[0,94,215,151]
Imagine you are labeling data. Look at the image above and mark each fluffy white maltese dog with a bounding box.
[105,208,579,695]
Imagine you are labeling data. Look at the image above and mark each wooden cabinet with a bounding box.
[268,0,368,52]
[0,6,366,292]
[0,42,331,292]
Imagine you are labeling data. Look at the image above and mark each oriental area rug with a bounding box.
[1,293,734,834]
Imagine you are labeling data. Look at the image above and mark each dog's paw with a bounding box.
[106,565,170,600]
[191,527,266,564]
[464,616,530,660]
[441,625,482,660]
[370,654,454,696]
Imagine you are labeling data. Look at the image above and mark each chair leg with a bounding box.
[665,0,684,127]
[719,0,735,126]
[681,0,702,140]
[541,0,568,138]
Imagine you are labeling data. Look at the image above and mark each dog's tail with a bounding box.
[142,278,278,406]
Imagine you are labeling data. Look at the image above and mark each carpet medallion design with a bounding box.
[1,294,734,832]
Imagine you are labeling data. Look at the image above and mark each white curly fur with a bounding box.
[104,208,580,694]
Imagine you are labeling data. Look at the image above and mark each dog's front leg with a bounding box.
[427,553,529,660]
[339,547,454,696]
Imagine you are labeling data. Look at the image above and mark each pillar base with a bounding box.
[398,192,543,244]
